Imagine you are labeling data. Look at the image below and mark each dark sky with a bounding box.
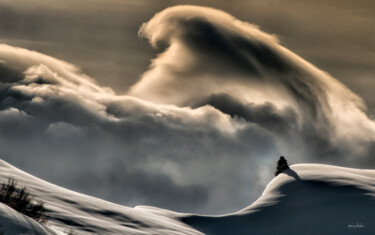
[0,1,374,214]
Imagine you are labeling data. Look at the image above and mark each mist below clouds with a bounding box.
[0,5,374,214]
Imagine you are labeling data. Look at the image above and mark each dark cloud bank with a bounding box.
[0,6,374,214]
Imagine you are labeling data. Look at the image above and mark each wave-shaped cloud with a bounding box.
[131,5,375,159]
[0,5,375,214]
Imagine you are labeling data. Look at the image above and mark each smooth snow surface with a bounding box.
[0,160,200,235]
[183,164,375,234]
[0,160,374,234]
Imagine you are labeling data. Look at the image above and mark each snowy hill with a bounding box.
[183,164,375,234]
[0,160,374,234]
[0,160,200,235]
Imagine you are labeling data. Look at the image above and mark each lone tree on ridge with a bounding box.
[274,156,289,176]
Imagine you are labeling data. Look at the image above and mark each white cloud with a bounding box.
[131,5,375,156]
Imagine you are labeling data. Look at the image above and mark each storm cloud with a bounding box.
[0,5,374,214]
[0,42,277,214]
[131,5,375,160]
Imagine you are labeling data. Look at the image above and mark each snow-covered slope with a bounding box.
[183,164,375,234]
[0,160,374,234]
[0,160,201,235]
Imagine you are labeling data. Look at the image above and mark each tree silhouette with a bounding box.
[274,156,289,176]
[0,177,47,223]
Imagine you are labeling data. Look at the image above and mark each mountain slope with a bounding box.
[182,164,375,234]
[0,160,201,235]
[0,160,374,234]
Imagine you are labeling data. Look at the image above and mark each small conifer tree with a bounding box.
[274,156,289,176]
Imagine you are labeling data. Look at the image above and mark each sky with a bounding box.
[0,0,374,214]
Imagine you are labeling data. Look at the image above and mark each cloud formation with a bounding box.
[132,5,375,160]
[0,42,276,214]
[0,5,375,214]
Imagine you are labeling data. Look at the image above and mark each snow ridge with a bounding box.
[0,160,374,234]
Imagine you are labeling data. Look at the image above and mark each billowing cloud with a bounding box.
[131,5,375,160]
[0,5,374,214]
[0,42,277,214]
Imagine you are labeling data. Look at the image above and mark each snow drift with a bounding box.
[183,164,375,234]
[0,159,374,234]
[0,160,200,235]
